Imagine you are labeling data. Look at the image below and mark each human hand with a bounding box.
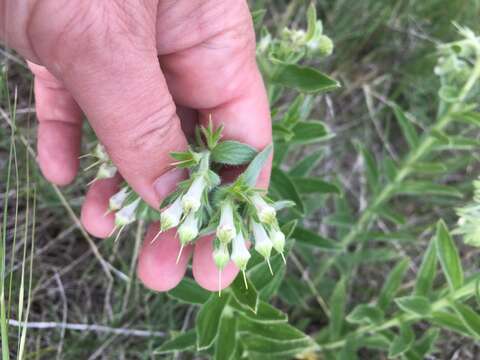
[0,0,271,291]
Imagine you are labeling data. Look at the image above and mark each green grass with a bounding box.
[1,0,480,358]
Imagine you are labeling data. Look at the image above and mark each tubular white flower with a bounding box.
[109,187,129,212]
[160,197,183,231]
[251,194,276,225]
[181,175,206,213]
[213,243,230,270]
[94,143,109,162]
[97,162,116,179]
[231,232,251,270]
[178,212,199,245]
[270,228,286,253]
[252,221,273,259]
[115,198,141,226]
[216,202,236,244]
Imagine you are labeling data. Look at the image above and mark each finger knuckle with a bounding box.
[125,103,180,154]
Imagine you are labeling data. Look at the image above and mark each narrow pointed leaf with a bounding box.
[393,105,419,149]
[435,220,463,291]
[377,258,410,311]
[292,226,342,251]
[214,308,237,360]
[289,149,323,177]
[451,302,480,338]
[395,296,432,316]
[243,144,273,186]
[291,177,341,195]
[154,330,196,354]
[329,277,347,340]
[211,140,257,165]
[388,323,414,358]
[231,275,259,314]
[414,237,437,297]
[270,62,340,94]
[196,294,230,350]
[168,278,210,304]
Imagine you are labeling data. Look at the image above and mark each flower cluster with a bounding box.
[84,122,291,289]
[257,3,333,60]
[435,25,480,102]
[455,178,480,247]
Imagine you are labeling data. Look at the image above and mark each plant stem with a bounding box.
[317,273,480,351]
[317,59,480,280]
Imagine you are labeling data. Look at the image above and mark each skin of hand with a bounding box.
[0,0,272,291]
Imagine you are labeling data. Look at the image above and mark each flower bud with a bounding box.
[216,202,236,244]
[181,176,206,213]
[96,162,117,179]
[213,243,230,270]
[115,198,141,227]
[307,35,333,56]
[94,143,109,162]
[109,187,129,212]
[270,228,286,254]
[231,232,251,270]
[252,221,273,259]
[251,194,276,225]
[160,197,183,231]
[178,212,199,245]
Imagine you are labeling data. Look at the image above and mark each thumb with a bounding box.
[35,7,187,207]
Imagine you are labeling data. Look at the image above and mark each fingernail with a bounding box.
[153,169,186,203]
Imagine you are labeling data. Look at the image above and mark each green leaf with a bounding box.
[281,94,304,129]
[362,334,391,350]
[430,129,450,144]
[281,220,298,240]
[291,177,341,195]
[196,294,230,350]
[395,296,432,316]
[231,275,259,314]
[453,111,480,126]
[290,121,332,144]
[430,310,471,336]
[211,140,257,165]
[243,144,273,186]
[406,328,440,359]
[395,181,463,198]
[414,238,437,297]
[215,307,237,360]
[374,206,406,225]
[410,162,449,174]
[168,278,210,304]
[292,226,342,251]
[358,145,379,192]
[377,258,410,311]
[450,302,480,338]
[270,168,304,213]
[393,105,419,149]
[388,323,414,358]
[289,149,323,177]
[383,156,398,182]
[233,300,287,324]
[270,61,340,93]
[329,277,347,340]
[346,304,384,325]
[251,9,266,28]
[238,318,315,356]
[305,2,317,41]
[435,220,464,291]
[154,330,196,354]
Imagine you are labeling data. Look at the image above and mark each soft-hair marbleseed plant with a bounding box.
[85,120,292,290]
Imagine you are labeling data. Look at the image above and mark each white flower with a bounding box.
[252,221,273,259]
[109,187,129,212]
[216,202,236,243]
[181,176,206,213]
[231,232,251,270]
[178,212,199,245]
[94,143,109,162]
[96,162,116,179]
[160,197,183,231]
[213,243,230,270]
[270,228,286,253]
[115,198,141,226]
[251,194,276,225]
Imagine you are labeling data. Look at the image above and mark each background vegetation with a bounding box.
[1,0,480,358]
